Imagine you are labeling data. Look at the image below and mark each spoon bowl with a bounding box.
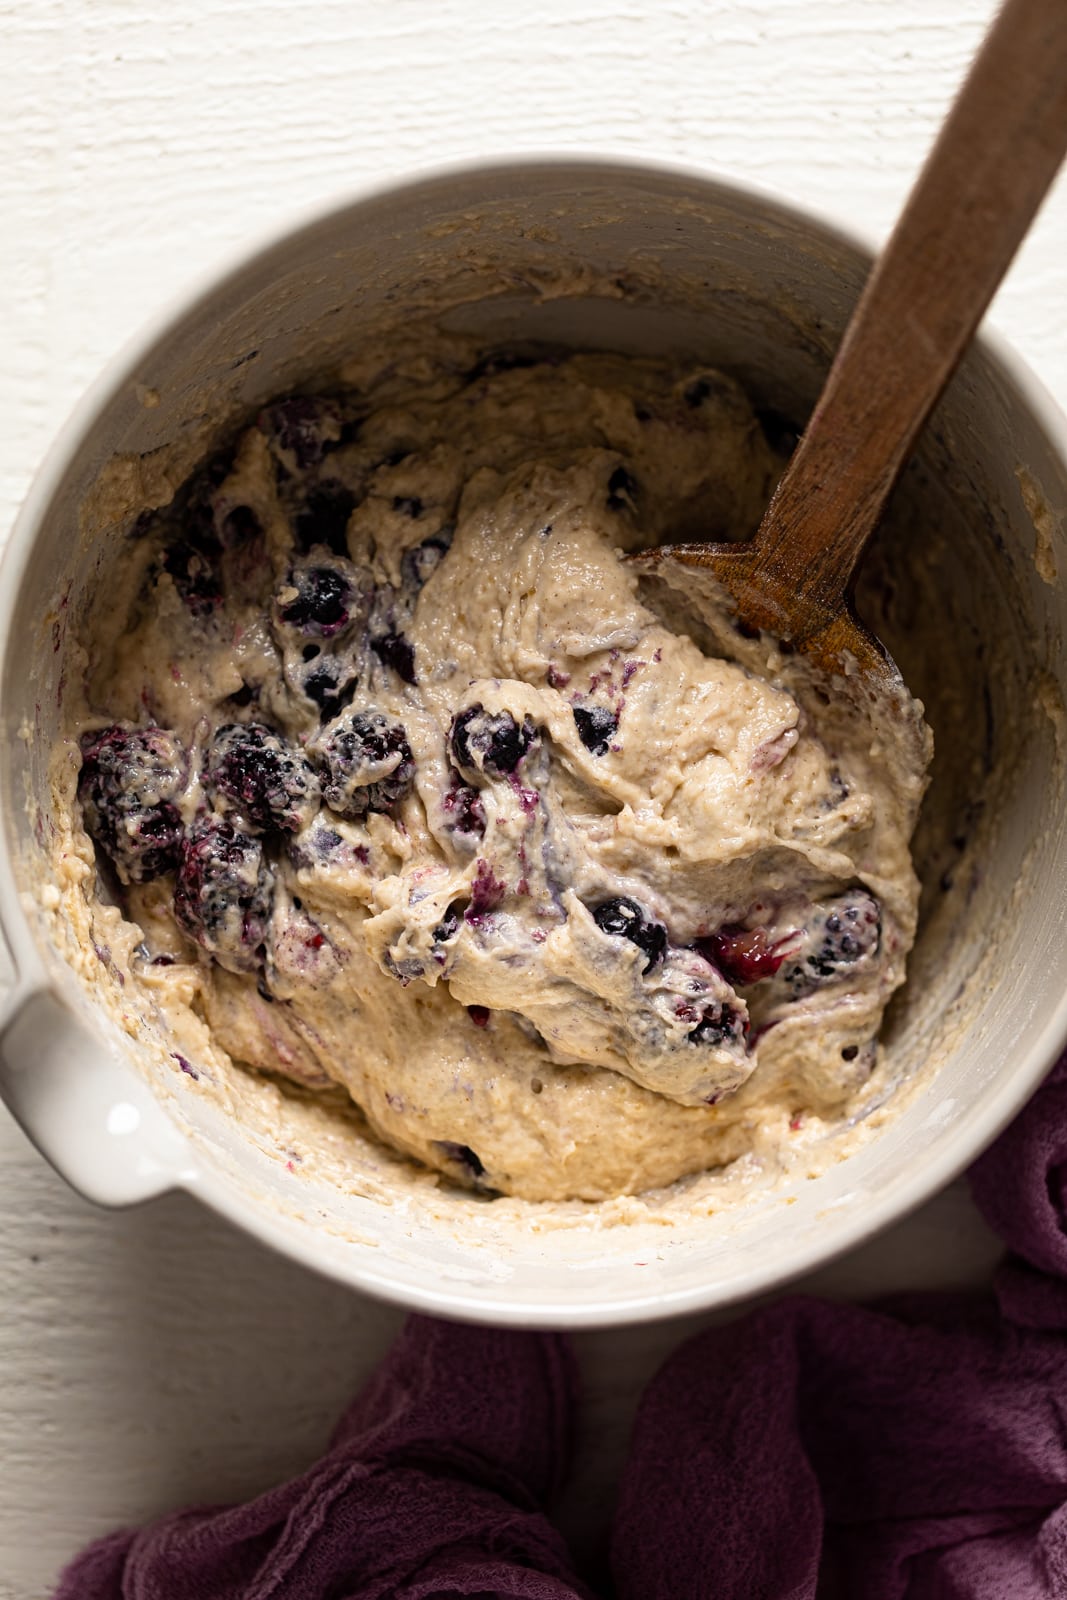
[629,538,897,689]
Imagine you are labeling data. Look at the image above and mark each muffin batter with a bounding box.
[70,352,930,1202]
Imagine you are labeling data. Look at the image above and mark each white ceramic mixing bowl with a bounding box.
[2,157,1066,1327]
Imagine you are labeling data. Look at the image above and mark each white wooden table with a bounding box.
[2,3,1065,1594]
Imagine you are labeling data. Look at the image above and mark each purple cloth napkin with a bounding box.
[613,1057,1067,1600]
[54,1315,595,1599]
[55,1059,1067,1600]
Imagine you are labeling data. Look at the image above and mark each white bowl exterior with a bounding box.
[1,157,1066,1327]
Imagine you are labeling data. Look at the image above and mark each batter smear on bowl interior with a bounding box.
[71,351,931,1202]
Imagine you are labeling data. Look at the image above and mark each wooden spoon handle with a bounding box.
[750,0,1067,627]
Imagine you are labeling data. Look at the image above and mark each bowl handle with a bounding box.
[0,987,197,1205]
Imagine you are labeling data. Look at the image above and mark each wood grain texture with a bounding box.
[0,2,1062,1594]
[640,0,1067,700]
[739,0,1067,641]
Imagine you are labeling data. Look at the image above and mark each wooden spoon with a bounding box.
[631,0,1067,701]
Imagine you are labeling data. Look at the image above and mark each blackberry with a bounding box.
[688,1002,748,1049]
[173,815,273,972]
[202,723,320,834]
[277,563,353,636]
[573,705,618,756]
[318,711,415,819]
[450,705,536,777]
[78,725,187,884]
[591,896,667,973]
[781,889,882,999]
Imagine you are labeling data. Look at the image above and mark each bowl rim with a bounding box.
[3,150,1067,1328]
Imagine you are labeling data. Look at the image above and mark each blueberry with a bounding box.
[591,896,667,972]
[318,711,415,818]
[277,564,352,635]
[78,725,187,885]
[258,396,340,470]
[371,630,416,685]
[433,1140,486,1180]
[450,705,536,777]
[286,815,361,871]
[401,531,452,591]
[573,705,618,756]
[174,815,273,972]
[203,723,320,834]
[607,465,638,512]
[688,1002,748,1048]
[293,482,357,556]
[781,889,882,999]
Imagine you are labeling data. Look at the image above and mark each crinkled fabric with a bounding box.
[971,1055,1067,1331]
[613,1294,1067,1598]
[54,1057,1067,1600]
[613,1055,1067,1599]
[53,1315,595,1600]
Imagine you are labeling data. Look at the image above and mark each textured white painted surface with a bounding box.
[1,1,1064,1594]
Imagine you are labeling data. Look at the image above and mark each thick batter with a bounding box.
[70,352,929,1202]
